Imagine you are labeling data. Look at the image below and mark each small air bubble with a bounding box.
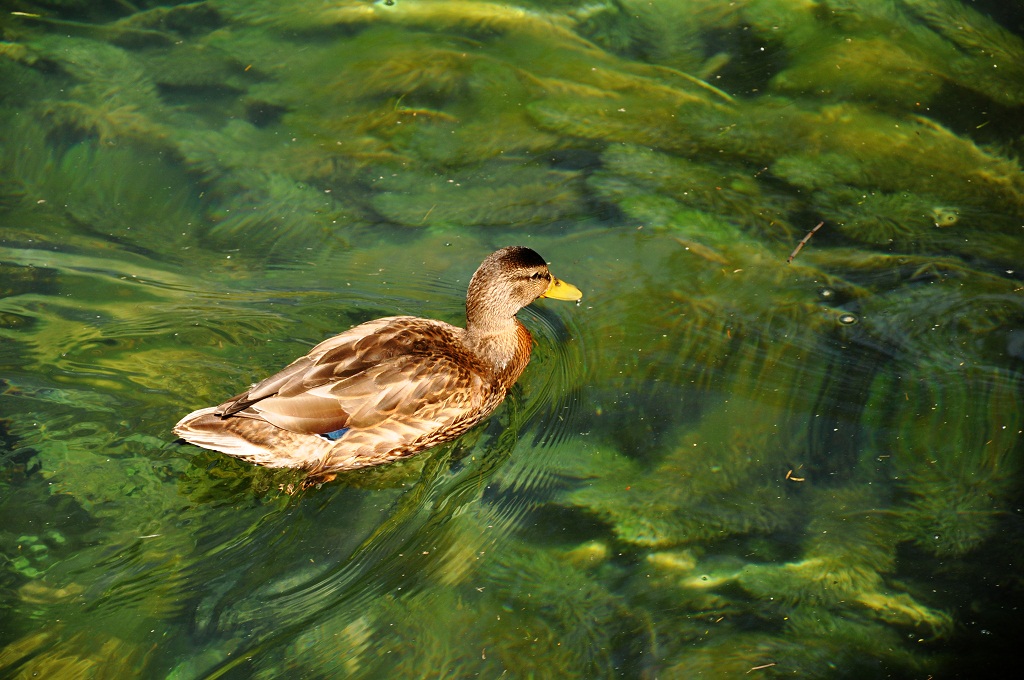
[838,313,858,325]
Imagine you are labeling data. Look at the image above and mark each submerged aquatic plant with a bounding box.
[577,0,741,77]
[0,626,152,679]
[553,397,803,549]
[812,187,951,249]
[201,168,357,254]
[771,103,1024,220]
[271,0,602,52]
[0,113,200,255]
[902,0,1024,106]
[591,144,798,240]
[370,161,583,227]
[770,35,949,108]
[867,366,1023,557]
[662,625,926,678]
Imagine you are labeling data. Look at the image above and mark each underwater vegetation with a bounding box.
[2,0,1024,677]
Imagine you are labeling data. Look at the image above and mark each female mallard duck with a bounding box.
[173,246,581,485]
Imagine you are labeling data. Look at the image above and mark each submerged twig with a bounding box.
[787,221,824,263]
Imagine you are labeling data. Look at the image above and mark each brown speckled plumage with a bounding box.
[173,246,581,485]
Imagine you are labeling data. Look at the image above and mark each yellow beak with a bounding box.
[541,275,582,301]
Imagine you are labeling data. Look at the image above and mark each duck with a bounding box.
[173,246,581,485]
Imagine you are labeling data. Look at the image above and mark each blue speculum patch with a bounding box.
[320,428,350,441]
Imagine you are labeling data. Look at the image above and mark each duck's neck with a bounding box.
[464,314,533,387]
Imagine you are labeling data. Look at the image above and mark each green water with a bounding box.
[2,0,1023,677]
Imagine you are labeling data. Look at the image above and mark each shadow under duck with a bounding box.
[173,246,582,485]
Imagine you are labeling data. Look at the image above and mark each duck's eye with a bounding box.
[530,272,546,280]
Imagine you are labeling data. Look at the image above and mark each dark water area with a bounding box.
[2,1,1024,677]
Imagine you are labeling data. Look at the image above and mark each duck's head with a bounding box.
[466,246,582,327]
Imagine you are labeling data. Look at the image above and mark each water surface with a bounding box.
[2,1,1023,677]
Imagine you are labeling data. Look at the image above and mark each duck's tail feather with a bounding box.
[173,407,331,470]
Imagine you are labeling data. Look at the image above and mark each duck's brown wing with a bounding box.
[215,317,401,419]
[214,317,494,437]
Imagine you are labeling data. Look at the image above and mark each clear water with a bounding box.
[2,1,1023,677]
